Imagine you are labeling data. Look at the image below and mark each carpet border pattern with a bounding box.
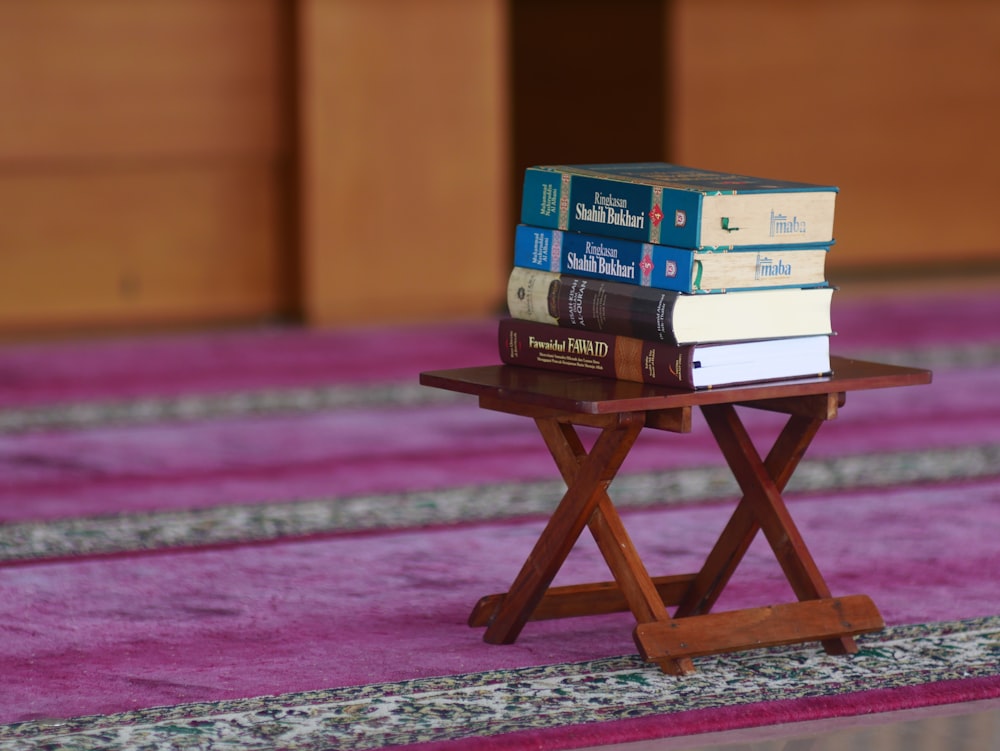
[1,342,997,435]
[2,444,998,563]
[1,616,998,751]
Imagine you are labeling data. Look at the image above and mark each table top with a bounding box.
[419,356,932,415]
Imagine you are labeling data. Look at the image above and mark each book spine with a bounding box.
[514,224,701,292]
[498,318,694,388]
[512,225,831,294]
[505,267,682,345]
[520,167,702,247]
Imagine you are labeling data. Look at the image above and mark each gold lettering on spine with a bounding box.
[558,174,572,230]
[505,330,519,359]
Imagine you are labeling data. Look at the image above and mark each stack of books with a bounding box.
[498,162,839,389]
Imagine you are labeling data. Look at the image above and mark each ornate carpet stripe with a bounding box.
[0,382,461,434]
[0,342,997,435]
[2,444,998,562]
[861,342,1000,370]
[2,616,997,751]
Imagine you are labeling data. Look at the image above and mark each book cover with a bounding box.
[520,162,837,248]
[506,267,834,346]
[499,318,832,390]
[513,224,830,294]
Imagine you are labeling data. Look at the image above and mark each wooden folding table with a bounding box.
[419,357,932,675]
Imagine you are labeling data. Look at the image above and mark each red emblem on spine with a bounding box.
[649,204,664,227]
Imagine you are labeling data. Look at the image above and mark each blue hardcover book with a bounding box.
[520,162,838,248]
[513,225,830,294]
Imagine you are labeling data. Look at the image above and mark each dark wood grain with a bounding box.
[419,357,932,415]
[635,595,883,662]
[422,357,930,674]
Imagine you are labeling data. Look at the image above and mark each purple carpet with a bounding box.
[1,289,999,748]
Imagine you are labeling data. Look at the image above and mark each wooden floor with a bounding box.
[583,698,1000,750]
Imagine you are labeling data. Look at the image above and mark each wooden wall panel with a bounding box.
[298,0,509,326]
[0,0,292,336]
[669,0,1000,275]
[0,167,285,331]
[0,0,285,161]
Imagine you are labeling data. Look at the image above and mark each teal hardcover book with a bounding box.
[520,163,837,248]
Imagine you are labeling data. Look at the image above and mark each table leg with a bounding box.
[696,403,867,655]
[479,413,644,646]
[673,410,822,619]
[477,413,697,674]
[473,401,880,674]
[535,418,672,628]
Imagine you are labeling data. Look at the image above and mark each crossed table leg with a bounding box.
[468,395,884,675]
